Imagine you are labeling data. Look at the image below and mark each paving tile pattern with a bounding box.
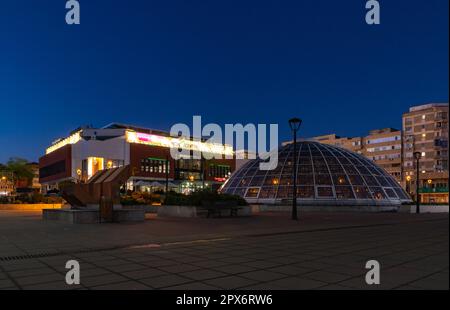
[0,211,448,290]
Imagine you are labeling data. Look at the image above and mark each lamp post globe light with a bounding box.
[413,151,422,214]
[288,118,302,220]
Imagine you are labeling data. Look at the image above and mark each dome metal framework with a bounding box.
[220,141,411,206]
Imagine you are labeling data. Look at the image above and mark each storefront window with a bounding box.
[140,158,169,174]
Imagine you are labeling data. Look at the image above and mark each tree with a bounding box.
[5,157,34,184]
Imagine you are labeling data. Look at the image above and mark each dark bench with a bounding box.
[200,200,243,218]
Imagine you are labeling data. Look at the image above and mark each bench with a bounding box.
[200,200,243,218]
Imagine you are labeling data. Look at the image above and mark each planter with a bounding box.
[158,205,199,218]
[157,205,252,218]
[124,205,160,213]
[250,204,399,213]
[42,208,145,224]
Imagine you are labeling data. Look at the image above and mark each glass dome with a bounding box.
[220,141,411,206]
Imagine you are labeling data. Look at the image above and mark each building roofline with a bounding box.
[407,103,449,113]
[101,123,170,136]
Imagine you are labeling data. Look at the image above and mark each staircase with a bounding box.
[61,165,132,208]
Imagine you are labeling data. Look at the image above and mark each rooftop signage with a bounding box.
[125,130,234,156]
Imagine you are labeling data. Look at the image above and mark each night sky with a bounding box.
[0,0,448,163]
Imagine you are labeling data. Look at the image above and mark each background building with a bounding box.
[362,128,402,182]
[309,134,363,154]
[310,103,449,204]
[0,163,40,196]
[39,123,235,194]
[402,103,449,203]
[0,171,14,196]
[15,162,41,194]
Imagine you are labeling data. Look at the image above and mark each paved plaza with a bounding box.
[0,210,448,290]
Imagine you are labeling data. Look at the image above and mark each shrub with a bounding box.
[0,193,64,204]
[42,196,64,204]
[120,192,162,205]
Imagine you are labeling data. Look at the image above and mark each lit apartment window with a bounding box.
[421,152,426,157]
[422,115,426,120]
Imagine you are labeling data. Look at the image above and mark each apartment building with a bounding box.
[310,134,363,154]
[362,128,402,182]
[402,103,449,203]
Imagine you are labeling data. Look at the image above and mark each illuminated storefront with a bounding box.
[39,123,235,193]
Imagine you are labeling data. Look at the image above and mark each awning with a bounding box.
[134,181,163,187]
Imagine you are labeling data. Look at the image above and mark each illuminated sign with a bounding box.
[46,131,82,154]
[126,130,234,156]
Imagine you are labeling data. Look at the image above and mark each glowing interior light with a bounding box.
[87,157,104,179]
[46,131,82,154]
[126,130,234,156]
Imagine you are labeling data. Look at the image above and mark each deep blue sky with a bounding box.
[0,0,448,162]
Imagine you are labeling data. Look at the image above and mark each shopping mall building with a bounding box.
[39,123,236,194]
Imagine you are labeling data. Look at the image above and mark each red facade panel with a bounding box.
[129,144,176,179]
[39,145,72,184]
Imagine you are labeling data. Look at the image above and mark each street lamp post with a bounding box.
[165,155,169,193]
[406,175,411,195]
[413,151,422,214]
[289,118,302,220]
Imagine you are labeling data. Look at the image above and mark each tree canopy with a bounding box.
[3,157,34,182]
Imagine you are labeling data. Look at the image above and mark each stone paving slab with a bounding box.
[0,211,448,290]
